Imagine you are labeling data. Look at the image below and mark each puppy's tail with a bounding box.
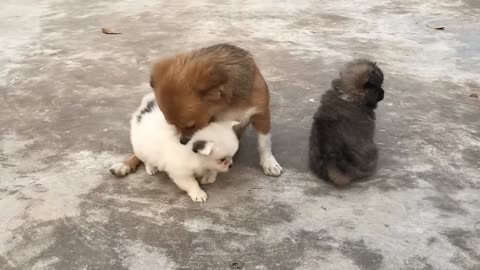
[326,164,352,186]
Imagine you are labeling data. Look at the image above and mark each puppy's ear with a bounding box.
[192,140,214,155]
[188,61,228,101]
[229,121,241,128]
[202,88,223,102]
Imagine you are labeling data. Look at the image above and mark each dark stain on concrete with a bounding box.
[401,256,434,270]
[424,195,469,216]
[442,228,480,263]
[341,239,384,270]
[427,236,437,246]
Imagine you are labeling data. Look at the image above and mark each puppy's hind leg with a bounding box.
[110,154,142,177]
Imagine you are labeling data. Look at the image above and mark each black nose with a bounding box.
[180,136,191,145]
[377,88,385,101]
[229,164,233,168]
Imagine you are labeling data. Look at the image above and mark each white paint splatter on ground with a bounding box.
[119,240,177,270]
[0,131,121,265]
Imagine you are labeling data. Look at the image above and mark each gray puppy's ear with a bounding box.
[192,140,214,155]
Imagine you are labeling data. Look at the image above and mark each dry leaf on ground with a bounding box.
[427,24,445,30]
[101,28,122,34]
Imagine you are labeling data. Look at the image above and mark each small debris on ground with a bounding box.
[101,28,122,34]
[230,262,244,270]
[321,206,327,210]
[427,24,445,30]
[469,93,478,98]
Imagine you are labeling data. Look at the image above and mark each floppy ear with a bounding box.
[192,140,214,155]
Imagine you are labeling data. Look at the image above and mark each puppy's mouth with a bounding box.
[180,136,191,145]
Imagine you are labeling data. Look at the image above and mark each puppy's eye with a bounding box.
[219,158,227,162]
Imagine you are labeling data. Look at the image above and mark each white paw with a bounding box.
[145,164,158,176]
[188,188,208,202]
[260,154,283,177]
[199,172,217,185]
[109,163,132,177]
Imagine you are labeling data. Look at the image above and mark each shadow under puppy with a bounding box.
[110,93,240,202]
[309,59,385,186]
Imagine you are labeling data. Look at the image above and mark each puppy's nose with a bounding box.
[229,164,233,168]
[377,88,385,101]
[180,136,191,145]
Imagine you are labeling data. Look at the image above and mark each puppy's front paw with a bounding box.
[188,188,208,203]
[110,163,133,177]
[260,154,283,177]
[199,172,217,185]
[145,164,158,176]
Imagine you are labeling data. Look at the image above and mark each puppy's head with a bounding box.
[188,121,240,173]
[150,55,229,144]
[332,59,384,108]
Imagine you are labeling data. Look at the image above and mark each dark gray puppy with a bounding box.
[309,59,384,186]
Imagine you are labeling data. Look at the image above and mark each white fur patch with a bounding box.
[125,93,240,202]
[258,133,283,176]
[110,162,133,177]
[188,188,208,203]
[145,164,158,175]
[215,107,258,126]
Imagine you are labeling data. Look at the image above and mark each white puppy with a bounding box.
[110,93,239,202]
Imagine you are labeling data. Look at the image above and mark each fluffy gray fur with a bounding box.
[308,59,385,186]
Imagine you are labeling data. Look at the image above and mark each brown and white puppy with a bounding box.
[112,44,283,177]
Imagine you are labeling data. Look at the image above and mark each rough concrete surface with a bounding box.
[1,0,479,269]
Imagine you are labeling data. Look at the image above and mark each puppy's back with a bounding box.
[130,94,183,168]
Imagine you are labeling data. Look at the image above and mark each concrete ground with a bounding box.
[1,0,479,269]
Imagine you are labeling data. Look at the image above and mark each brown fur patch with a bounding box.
[123,154,142,171]
[150,44,271,138]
